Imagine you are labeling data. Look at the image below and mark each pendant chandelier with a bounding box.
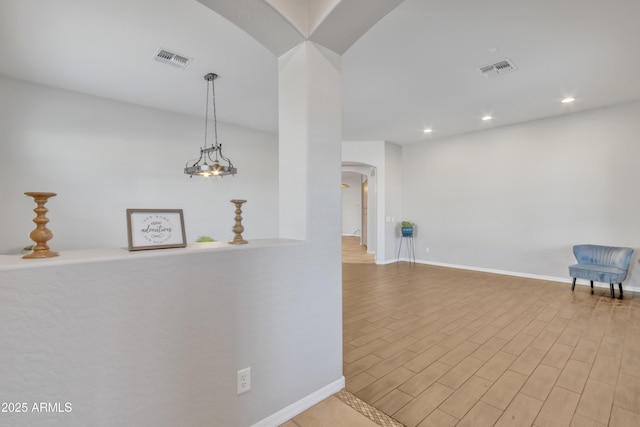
[184,73,237,177]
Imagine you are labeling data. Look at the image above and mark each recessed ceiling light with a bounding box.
[423,128,432,133]
[561,97,576,103]
[482,115,493,121]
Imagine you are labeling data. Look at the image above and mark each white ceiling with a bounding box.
[342,0,640,143]
[0,0,279,132]
[1,0,639,145]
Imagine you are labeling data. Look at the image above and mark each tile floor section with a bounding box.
[281,390,404,427]
[284,237,640,426]
[341,237,640,426]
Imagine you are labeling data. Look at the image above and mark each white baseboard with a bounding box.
[376,259,398,265]
[394,258,640,293]
[252,376,345,427]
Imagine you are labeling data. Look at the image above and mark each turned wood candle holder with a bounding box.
[229,199,248,244]
[23,192,59,259]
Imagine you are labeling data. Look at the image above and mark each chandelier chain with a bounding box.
[212,76,218,149]
[204,79,210,148]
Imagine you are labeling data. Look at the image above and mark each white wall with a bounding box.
[0,59,344,426]
[402,100,640,289]
[0,75,278,254]
[341,173,361,235]
[384,142,403,260]
[0,241,343,427]
[275,41,344,421]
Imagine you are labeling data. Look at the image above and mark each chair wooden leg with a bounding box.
[619,283,623,299]
[571,277,576,291]
[610,283,615,299]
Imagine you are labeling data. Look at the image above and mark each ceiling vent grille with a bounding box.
[478,59,516,78]
[153,48,192,69]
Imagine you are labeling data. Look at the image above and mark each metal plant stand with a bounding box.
[397,235,415,265]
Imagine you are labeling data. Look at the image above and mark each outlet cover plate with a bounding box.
[237,367,251,394]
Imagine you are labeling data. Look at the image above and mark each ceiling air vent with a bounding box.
[478,59,516,78]
[153,48,192,69]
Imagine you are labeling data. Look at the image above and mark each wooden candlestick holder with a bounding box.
[229,199,248,244]
[23,192,59,259]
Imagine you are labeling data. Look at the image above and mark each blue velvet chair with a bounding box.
[569,244,634,299]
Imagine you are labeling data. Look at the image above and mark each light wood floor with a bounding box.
[284,237,640,426]
[281,395,380,427]
[341,236,640,427]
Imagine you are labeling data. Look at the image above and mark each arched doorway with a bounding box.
[342,162,377,259]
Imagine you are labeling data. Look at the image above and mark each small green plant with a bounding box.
[401,221,413,227]
[195,235,215,243]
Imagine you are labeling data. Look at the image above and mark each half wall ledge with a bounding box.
[0,238,305,271]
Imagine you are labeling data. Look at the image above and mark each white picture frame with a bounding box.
[126,209,187,251]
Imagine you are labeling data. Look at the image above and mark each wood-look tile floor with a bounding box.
[281,395,380,427]
[281,389,404,427]
[341,236,640,427]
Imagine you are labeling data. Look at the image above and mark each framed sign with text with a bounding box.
[126,209,187,251]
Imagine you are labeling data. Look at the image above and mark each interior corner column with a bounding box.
[278,41,342,242]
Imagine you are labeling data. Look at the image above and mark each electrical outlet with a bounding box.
[425,247,430,253]
[237,367,251,394]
